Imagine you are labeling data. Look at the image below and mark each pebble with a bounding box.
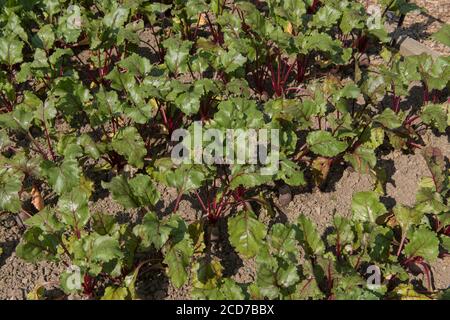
[278,185,292,207]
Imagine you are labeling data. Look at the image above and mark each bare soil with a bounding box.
[362,0,450,55]
[400,0,450,55]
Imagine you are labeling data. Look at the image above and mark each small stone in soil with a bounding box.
[278,185,292,207]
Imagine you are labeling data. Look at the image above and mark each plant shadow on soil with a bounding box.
[394,9,445,42]
[0,239,19,269]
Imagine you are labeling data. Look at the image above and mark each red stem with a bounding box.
[396,233,406,257]
[327,260,333,295]
[419,262,432,292]
[423,82,429,103]
[405,115,420,125]
[194,190,208,213]
[173,189,184,213]
[43,122,56,161]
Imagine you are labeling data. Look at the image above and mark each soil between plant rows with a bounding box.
[1,130,449,300]
[363,0,450,55]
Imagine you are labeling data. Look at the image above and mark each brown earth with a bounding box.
[362,0,450,55]
[399,0,450,55]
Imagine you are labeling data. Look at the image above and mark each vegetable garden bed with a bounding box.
[0,0,449,300]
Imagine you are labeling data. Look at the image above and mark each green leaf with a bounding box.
[327,216,354,249]
[103,6,129,29]
[163,38,192,74]
[311,5,341,29]
[404,226,439,262]
[78,134,103,160]
[3,13,28,43]
[124,92,154,124]
[363,127,385,149]
[154,162,207,194]
[111,127,147,168]
[118,53,152,77]
[344,146,377,174]
[192,257,223,290]
[102,174,160,209]
[276,260,300,288]
[105,67,136,92]
[369,226,393,262]
[440,236,450,252]
[340,8,364,34]
[277,159,306,186]
[295,215,325,256]
[254,262,280,299]
[25,207,63,233]
[173,86,202,115]
[51,77,92,118]
[432,24,450,47]
[133,212,173,250]
[101,286,129,300]
[57,187,90,229]
[0,37,24,66]
[297,31,351,64]
[128,174,160,207]
[393,205,424,234]
[351,191,387,223]
[57,136,83,159]
[0,129,12,150]
[437,212,450,227]
[92,212,116,236]
[118,20,145,45]
[213,98,264,129]
[0,169,23,213]
[374,108,402,129]
[41,159,81,195]
[192,277,245,300]
[19,92,56,124]
[0,104,34,131]
[217,48,247,73]
[230,170,272,189]
[421,103,449,133]
[269,223,297,259]
[16,227,59,262]
[337,83,361,100]
[227,211,267,258]
[163,235,194,288]
[91,235,124,263]
[57,5,82,43]
[416,187,448,214]
[88,87,123,126]
[296,276,324,300]
[307,131,347,157]
[32,24,55,50]
[188,219,206,254]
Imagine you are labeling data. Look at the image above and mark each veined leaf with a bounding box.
[307,131,347,157]
[404,226,439,262]
[228,211,267,258]
[351,191,387,223]
[111,127,147,169]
